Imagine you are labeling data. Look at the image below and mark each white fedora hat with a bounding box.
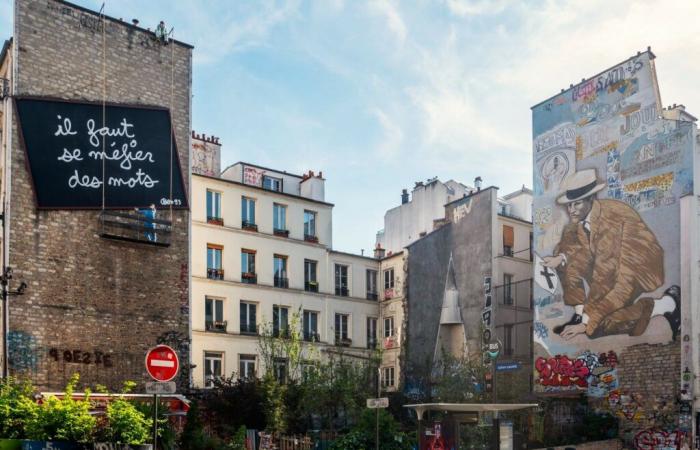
[556,169,606,204]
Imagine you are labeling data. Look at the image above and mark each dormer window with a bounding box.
[263,175,282,192]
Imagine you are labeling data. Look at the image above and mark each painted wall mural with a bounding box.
[531,50,693,415]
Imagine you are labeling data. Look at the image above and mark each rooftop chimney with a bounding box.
[401,189,409,204]
[374,244,386,259]
[474,176,483,191]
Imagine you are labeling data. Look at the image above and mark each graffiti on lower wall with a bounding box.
[8,331,39,372]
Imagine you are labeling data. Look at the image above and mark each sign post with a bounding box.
[145,345,179,449]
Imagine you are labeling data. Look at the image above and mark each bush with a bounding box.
[102,382,152,444]
[329,409,412,450]
[0,377,38,438]
[26,373,96,442]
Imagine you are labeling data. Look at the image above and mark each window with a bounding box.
[274,358,288,383]
[367,317,377,349]
[381,366,395,388]
[274,255,288,288]
[207,244,223,280]
[263,175,282,192]
[240,302,257,334]
[504,325,513,356]
[335,264,349,297]
[335,313,349,344]
[273,203,288,235]
[303,310,319,342]
[304,210,317,242]
[206,190,222,224]
[241,250,256,283]
[239,355,256,379]
[384,316,394,338]
[304,260,318,292]
[366,270,378,300]
[273,305,289,338]
[204,352,223,388]
[384,268,395,290]
[205,298,225,332]
[529,232,533,262]
[503,274,513,305]
[503,225,514,257]
[241,197,256,229]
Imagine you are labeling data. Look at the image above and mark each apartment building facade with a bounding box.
[191,161,384,387]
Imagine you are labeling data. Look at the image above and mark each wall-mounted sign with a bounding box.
[496,362,521,372]
[15,97,188,209]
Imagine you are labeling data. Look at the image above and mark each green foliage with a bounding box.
[26,373,96,442]
[204,377,266,438]
[178,400,221,450]
[431,350,487,403]
[0,377,38,438]
[329,409,412,450]
[225,425,248,450]
[96,381,151,444]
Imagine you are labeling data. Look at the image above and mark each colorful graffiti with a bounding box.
[633,428,686,450]
[8,331,38,372]
[532,48,691,434]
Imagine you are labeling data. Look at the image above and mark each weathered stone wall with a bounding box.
[7,0,191,390]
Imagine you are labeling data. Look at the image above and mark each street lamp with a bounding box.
[2,266,28,379]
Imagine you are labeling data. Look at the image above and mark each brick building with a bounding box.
[0,0,192,390]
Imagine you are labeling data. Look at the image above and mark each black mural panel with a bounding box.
[15,97,188,209]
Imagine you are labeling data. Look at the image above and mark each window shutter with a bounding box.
[503,225,514,248]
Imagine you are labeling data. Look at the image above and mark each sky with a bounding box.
[2,0,700,254]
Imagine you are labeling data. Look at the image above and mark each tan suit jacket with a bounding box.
[555,199,664,336]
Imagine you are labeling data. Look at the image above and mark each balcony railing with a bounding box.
[366,292,378,301]
[367,339,378,350]
[205,320,228,333]
[493,279,533,309]
[335,286,349,297]
[273,328,291,339]
[242,220,258,232]
[207,268,224,280]
[207,216,224,226]
[304,234,319,243]
[503,246,514,257]
[274,276,289,289]
[335,336,352,347]
[240,323,258,335]
[241,272,257,284]
[305,281,319,293]
[274,228,290,237]
[303,331,320,342]
[0,78,9,100]
[99,210,172,247]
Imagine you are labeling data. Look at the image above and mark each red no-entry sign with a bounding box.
[145,345,179,382]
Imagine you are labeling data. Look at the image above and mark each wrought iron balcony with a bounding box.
[242,220,258,231]
[335,286,349,297]
[305,281,319,293]
[335,336,352,347]
[240,323,257,335]
[207,216,224,226]
[366,292,378,301]
[273,228,290,237]
[303,331,320,342]
[207,268,224,280]
[304,234,319,243]
[99,210,172,247]
[274,276,289,289]
[205,320,228,333]
[241,272,257,284]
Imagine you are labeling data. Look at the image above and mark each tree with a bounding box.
[101,381,151,444]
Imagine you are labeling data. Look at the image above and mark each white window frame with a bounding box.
[263,175,283,192]
[241,196,256,224]
[273,203,287,231]
[381,366,395,388]
[239,354,256,379]
[304,210,317,237]
[240,301,257,334]
[273,305,289,337]
[204,351,224,388]
[206,190,221,220]
[303,310,319,341]
[205,297,224,326]
[384,316,394,338]
[335,313,349,341]
[384,268,395,290]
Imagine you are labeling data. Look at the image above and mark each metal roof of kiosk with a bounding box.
[404,403,539,420]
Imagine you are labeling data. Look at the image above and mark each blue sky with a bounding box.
[2,0,699,253]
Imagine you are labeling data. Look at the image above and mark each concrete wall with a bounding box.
[404,188,495,394]
[4,0,191,390]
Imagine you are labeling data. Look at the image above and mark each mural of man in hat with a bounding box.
[542,168,681,340]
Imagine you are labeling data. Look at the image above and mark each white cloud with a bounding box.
[443,0,512,16]
[367,0,407,44]
[371,107,404,160]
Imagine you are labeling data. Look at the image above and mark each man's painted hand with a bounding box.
[542,254,564,268]
[561,323,586,340]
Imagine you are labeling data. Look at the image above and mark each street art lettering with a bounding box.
[633,429,685,450]
[243,166,264,186]
[535,355,590,388]
[8,331,38,371]
[532,53,691,443]
[452,199,472,223]
[48,348,113,367]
